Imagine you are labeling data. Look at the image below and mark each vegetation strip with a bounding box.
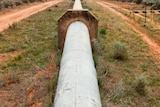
[86,0,160,106]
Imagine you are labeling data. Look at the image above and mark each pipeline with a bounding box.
[73,0,82,10]
[53,0,101,107]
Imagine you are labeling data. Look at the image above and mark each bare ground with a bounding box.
[0,63,57,107]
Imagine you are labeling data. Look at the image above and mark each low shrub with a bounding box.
[1,0,15,8]
[134,74,147,96]
[110,80,125,102]
[14,0,23,6]
[112,41,128,60]
[99,29,106,35]
[136,0,142,4]
[0,0,44,10]
[21,0,29,3]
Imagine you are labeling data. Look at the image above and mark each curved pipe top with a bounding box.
[54,21,101,107]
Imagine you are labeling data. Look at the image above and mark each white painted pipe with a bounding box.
[54,21,101,107]
[73,0,83,10]
[54,0,101,106]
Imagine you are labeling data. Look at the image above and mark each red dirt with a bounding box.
[0,0,63,32]
[97,1,160,60]
[0,63,57,107]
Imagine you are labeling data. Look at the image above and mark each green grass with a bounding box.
[0,8,64,73]
[99,28,107,35]
[0,0,73,106]
[85,0,160,106]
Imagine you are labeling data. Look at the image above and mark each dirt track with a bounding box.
[0,0,63,32]
[97,1,160,60]
[101,1,160,28]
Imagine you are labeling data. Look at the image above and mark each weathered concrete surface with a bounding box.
[54,0,101,107]
[73,0,83,10]
[58,10,98,50]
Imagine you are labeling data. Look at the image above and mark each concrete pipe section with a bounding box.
[54,21,101,107]
[73,0,82,10]
[54,0,101,107]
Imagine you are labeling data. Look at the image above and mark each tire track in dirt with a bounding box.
[97,2,160,60]
[0,0,63,32]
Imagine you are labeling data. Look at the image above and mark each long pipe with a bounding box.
[53,0,101,107]
[73,0,82,10]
